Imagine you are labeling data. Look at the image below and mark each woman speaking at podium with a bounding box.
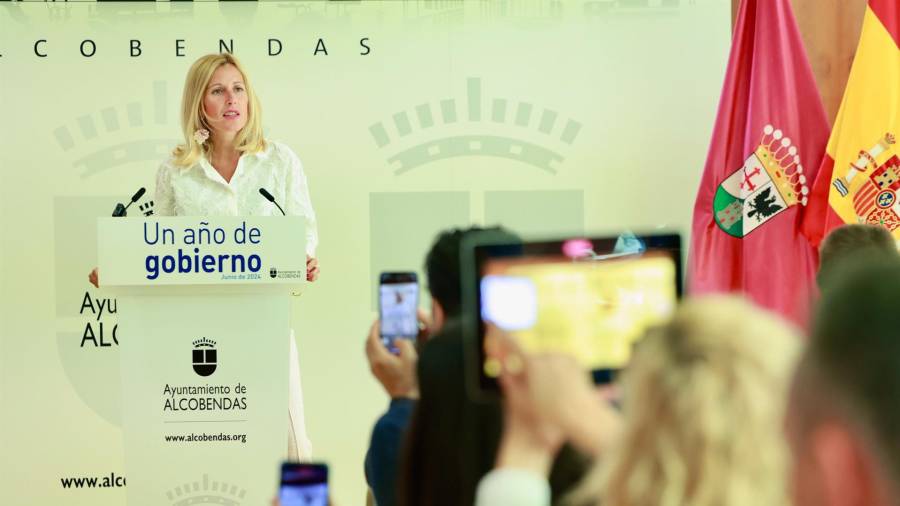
[156,53,319,273]
[155,53,318,461]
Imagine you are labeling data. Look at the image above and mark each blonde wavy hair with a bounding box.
[172,53,266,167]
[567,296,800,506]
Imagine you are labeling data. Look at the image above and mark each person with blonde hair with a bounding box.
[173,53,318,461]
[157,52,319,269]
[89,52,319,281]
[476,296,800,506]
[89,53,320,460]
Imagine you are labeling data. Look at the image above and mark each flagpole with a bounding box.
[731,0,740,32]
[734,0,866,124]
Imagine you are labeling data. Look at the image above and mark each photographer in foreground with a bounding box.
[477,296,800,506]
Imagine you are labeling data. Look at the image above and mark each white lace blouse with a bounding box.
[154,140,318,256]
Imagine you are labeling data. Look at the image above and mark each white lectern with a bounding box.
[98,216,305,506]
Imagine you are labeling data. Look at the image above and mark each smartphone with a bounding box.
[279,463,328,506]
[379,272,419,353]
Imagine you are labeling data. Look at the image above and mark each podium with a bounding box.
[98,216,306,506]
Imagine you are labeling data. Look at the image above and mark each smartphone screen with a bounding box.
[379,272,419,353]
[279,463,328,506]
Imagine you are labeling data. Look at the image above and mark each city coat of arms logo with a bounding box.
[831,133,898,230]
[713,124,809,238]
[192,337,217,377]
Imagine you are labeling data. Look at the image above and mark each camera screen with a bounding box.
[280,464,328,506]
[480,252,677,375]
[280,483,328,506]
[379,282,419,339]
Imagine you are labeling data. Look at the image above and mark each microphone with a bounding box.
[130,187,146,202]
[112,187,147,217]
[259,188,286,216]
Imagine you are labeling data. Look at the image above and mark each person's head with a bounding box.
[397,321,502,506]
[173,53,266,167]
[818,224,897,288]
[786,255,900,506]
[424,226,518,331]
[569,296,800,506]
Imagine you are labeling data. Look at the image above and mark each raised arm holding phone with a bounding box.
[363,227,519,506]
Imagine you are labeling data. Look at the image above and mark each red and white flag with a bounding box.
[689,0,830,326]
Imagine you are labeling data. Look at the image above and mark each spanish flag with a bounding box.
[803,0,900,246]
[689,0,829,326]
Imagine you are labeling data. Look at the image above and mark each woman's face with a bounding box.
[202,63,248,137]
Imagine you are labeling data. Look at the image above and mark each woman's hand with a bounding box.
[306,256,319,282]
[364,320,419,399]
[88,267,99,288]
[487,324,572,474]
[487,325,621,470]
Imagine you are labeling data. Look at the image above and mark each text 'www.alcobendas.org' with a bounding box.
[164,431,248,444]
[59,433,246,489]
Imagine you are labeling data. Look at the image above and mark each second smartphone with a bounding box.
[279,462,328,506]
[379,272,419,353]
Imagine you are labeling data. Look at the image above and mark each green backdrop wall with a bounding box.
[0,1,730,503]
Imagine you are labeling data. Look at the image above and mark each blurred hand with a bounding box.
[487,325,569,457]
[365,320,419,399]
[306,255,319,282]
[88,267,99,288]
[487,324,620,464]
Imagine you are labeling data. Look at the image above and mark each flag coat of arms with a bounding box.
[803,0,900,245]
[689,0,830,326]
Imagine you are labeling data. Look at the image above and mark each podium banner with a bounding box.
[117,291,289,506]
[98,216,306,286]
[97,216,302,505]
